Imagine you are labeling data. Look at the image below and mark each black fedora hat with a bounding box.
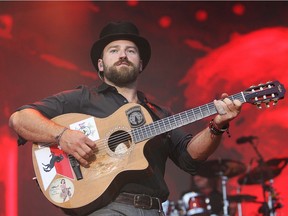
[91,21,151,72]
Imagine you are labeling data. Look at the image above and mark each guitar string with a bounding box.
[92,102,216,151]
[40,93,246,153]
[89,93,246,152]
[96,92,247,150]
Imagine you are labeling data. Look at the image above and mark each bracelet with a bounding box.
[55,127,69,147]
[209,119,230,137]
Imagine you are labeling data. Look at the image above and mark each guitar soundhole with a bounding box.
[108,130,132,155]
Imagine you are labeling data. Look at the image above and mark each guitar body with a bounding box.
[32,103,153,214]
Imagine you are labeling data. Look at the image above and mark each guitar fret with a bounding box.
[188,109,195,122]
[182,111,190,125]
[172,115,177,128]
[139,126,145,141]
[168,118,173,130]
[206,103,210,114]
[191,108,196,121]
[159,119,166,133]
[143,126,150,140]
[182,112,187,124]
[168,117,173,130]
[194,106,202,120]
[199,106,204,118]
[148,125,154,139]
[202,104,210,117]
[151,121,157,136]
[143,125,149,140]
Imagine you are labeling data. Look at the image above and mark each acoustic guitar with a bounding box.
[32,80,285,214]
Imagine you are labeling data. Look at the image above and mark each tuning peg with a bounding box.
[256,103,262,109]
[273,99,278,106]
[265,103,270,108]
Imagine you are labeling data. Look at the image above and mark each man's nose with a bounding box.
[119,50,128,59]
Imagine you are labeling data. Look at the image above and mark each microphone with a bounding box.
[236,136,258,144]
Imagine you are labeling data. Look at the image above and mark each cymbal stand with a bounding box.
[247,139,275,216]
[237,158,254,216]
[263,179,282,216]
[236,186,243,216]
[220,173,229,216]
[267,180,275,216]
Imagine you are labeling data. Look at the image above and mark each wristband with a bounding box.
[55,127,68,148]
[209,119,230,137]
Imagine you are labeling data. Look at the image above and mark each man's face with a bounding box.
[98,40,143,86]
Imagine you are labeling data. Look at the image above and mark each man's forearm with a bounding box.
[9,108,65,143]
[187,127,222,161]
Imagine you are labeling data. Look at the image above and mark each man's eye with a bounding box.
[110,49,118,53]
[127,49,136,54]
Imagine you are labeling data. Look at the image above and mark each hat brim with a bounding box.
[91,33,151,72]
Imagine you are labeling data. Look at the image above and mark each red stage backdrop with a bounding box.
[0,2,287,216]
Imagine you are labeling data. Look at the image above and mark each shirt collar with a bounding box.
[96,82,116,93]
[96,82,147,104]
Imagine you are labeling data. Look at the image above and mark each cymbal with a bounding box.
[238,158,287,185]
[228,194,258,203]
[196,159,246,178]
[266,157,288,167]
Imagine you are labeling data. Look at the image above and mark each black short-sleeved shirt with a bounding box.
[18,82,200,201]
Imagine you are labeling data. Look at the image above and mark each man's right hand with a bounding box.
[59,129,97,167]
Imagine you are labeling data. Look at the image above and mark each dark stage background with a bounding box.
[0,1,288,216]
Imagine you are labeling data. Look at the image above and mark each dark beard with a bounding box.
[103,61,139,87]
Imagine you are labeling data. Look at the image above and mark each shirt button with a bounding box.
[124,100,128,103]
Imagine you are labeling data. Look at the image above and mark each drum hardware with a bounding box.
[236,186,242,216]
[162,200,180,216]
[228,194,258,203]
[236,137,287,216]
[162,200,187,216]
[219,174,229,216]
[176,200,187,216]
[196,158,246,216]
[257,179,283,216]
[182,191,211,216]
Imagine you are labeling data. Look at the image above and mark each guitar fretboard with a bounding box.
[132,92,246,143]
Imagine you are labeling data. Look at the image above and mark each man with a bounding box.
[9,21,242,216]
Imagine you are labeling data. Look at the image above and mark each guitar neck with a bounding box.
[132,92,246,143]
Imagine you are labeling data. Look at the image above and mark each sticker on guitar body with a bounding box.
[69,117,100,141]
[49,178,75,203]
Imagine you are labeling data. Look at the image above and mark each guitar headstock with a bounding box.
[243,80,286,108]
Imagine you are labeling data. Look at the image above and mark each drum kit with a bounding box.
[163,138,288,216]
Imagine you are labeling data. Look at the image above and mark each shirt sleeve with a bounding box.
[15,86,89,146]
[167,128,203,175]
[16,85,88,119]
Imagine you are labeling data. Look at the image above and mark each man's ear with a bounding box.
[98,59,103,71]
[139,60,143,73]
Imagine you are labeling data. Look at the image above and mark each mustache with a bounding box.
[114,59,132,66]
